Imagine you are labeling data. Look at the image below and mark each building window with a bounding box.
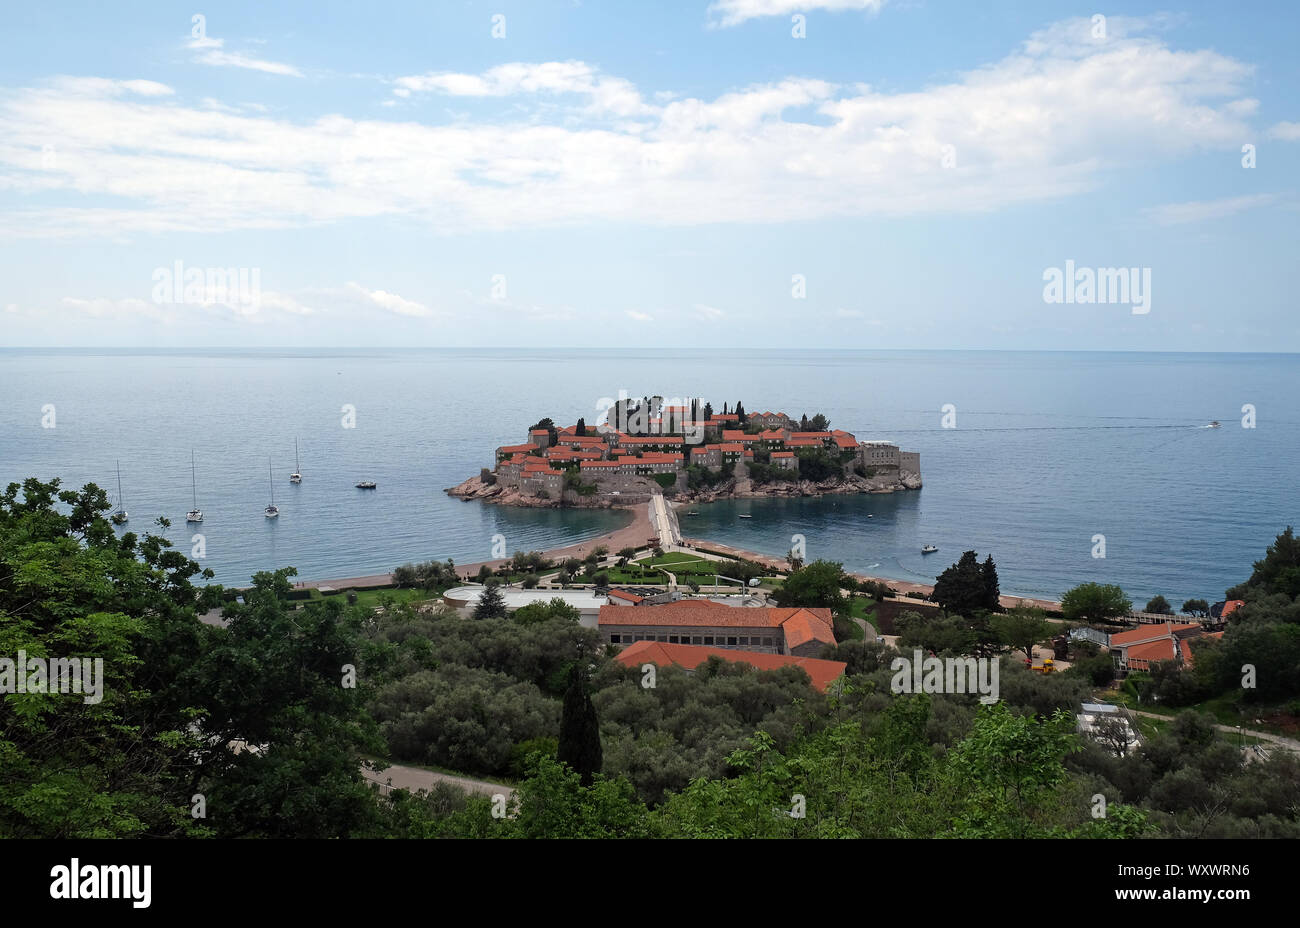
[656,635,667,642]
[668,635,679,644]
[609,634,621,644]
[691,636,702,645]
[703,636,714,645]
[727,637,737,646]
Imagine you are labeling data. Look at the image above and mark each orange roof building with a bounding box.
[615,640,846,692]
[598,601,835,658]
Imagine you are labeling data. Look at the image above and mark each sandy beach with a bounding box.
[681,537,1062,611]
[295,503,1060,611]
[297,503,655,589]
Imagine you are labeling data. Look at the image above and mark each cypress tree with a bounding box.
[557,655,602,786]
[981,555,1001,611]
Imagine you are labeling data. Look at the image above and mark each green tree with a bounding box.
[991,605,1052,661]
[1181,598,1210,617]
[932,551,996,617]
[981,555,1001,609]
[772,560,848,615]
[512,598,581,625]
[528,417,558,446]
[1061,583,1132,625]
[1145,595,1173,615]
[557,657,602,786]
[1226,526,1300,600]
[808,413,830,431]
[473,582,509,620]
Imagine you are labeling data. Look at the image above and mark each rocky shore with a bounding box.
[446,470,921,509]
[444,475,632,509]
[681,471,921,504]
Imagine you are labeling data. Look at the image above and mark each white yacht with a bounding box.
[289,438,302,483]
[265,460,279,518]
[922,544,938,554]
[112,461,128,525]
[186,451,203,523]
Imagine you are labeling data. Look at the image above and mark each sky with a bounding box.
[1,0,1297,350]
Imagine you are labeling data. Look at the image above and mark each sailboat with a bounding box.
[111,461,129,525]
[289,438,302,484]
[264,460,279,518]
[186,451,203,523]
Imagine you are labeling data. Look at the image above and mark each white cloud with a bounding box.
[1142,193,1278,225]
[187,34,302,77]
[345,282,434,317]
[391,61,652,117]
[626,310,654,322]
[695,303,725,320]
[834,308,863,318]
[708,0,887,28]
[0,19,1262,238]
[1267,121,1300,141]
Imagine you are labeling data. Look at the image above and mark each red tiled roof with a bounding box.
[771,451,795,458]
[608,589,645,604]
[498,443,537,454]
[622,436,684,445]
[1110,622,1201,647]
[784,438,822,447]
[614,641,846,692]
[580,460,623,469]
[598,603,834,641]
[791,432,833,439]
[1220,600,1244,619]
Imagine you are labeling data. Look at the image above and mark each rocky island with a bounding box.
[445,397,921,509]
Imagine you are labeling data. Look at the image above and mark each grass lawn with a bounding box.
[1106,686,1292,740]
[308,586,432,610]
[847,595,881,631]
[639,553,725,575]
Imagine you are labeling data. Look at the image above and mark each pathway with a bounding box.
[361,760,516,799]
[1129,710,1300,754]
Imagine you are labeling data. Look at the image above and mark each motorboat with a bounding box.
[356,480,377,489]
[922,544,938,554]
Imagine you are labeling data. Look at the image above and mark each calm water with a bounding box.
[1,348,1296,604]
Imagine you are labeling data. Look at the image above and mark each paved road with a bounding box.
[649,493,681,547]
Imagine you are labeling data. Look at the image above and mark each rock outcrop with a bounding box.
[447,469,921,508]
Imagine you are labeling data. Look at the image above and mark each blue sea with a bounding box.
[1,348,1295,605]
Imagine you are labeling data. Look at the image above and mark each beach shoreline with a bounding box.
[290,501,1061,610]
